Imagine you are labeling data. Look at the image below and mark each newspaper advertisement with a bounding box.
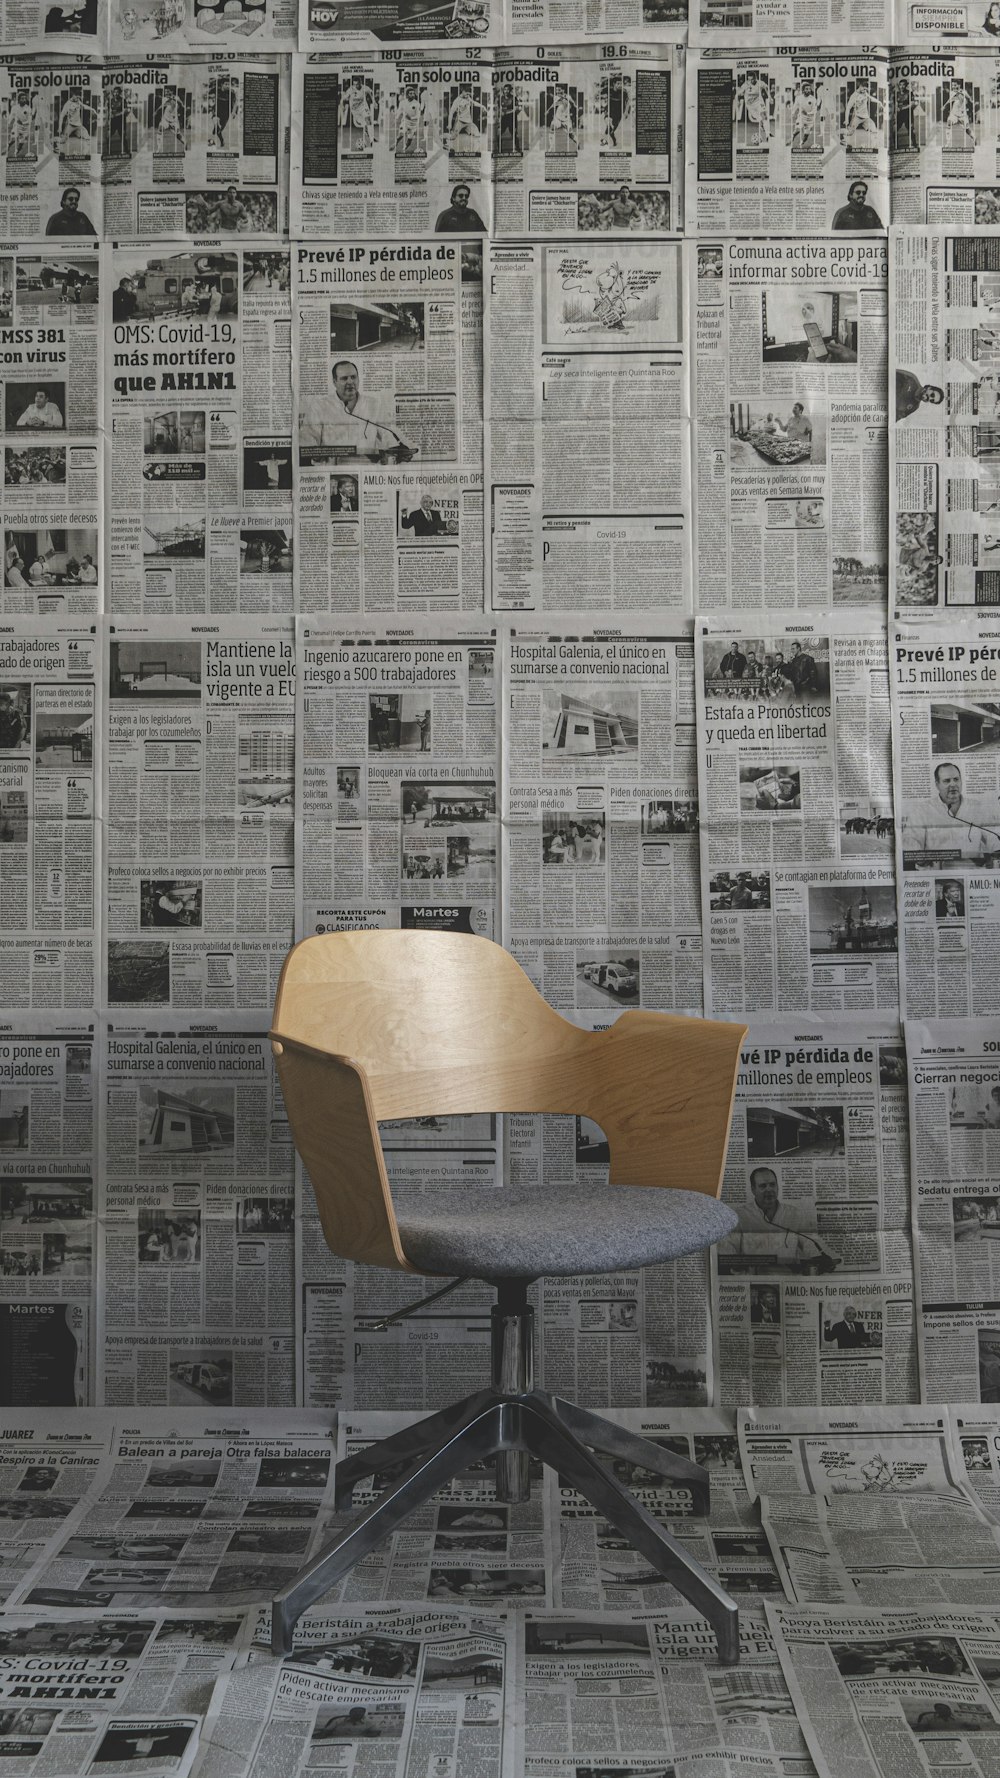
[0,1411,112,1603]
[0,621,98,1016]
[485,237,689,614]
[13,1411,340,1610]
[905,1020,1000,1410]
[955,1407,1000,1519]
[693,236,888,611]
[103,617,294,1014]
[741,1405,1000,1606]
[291,47,683,241]
[0,1016,94,1409]
[296,0,683,51]
[294,236,483,612]
[894,0,1000,48]
[888,226,1000,617]
[106,239,293,615]
[106,0,296,57]
[515,1606,817,1777]
[0,1604,248,1778]
[768,1602,1000,1778]
[892,615,1000,1019]
[888,51,1000,227]
[544,1407,787,1610]
[97,1016,294,1408]
[100,57,289,242]
[710,1019,916,1409]
[195,1605,513,1778]
[0,241,101,620]
[689,49,890,238]
[696,612,898,1019]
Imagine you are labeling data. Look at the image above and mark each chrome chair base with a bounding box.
[271,1286,739,1666]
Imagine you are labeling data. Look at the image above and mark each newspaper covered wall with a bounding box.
[103,617,294,1014]
[294,235,483,612]
[710,1019,916,1408]
[692,236,888,611]
[768,1602,1000,1778]
[891,614,1000,1019]
[688,48,890,237]
[889,225,1000,618]
[97,1016,294,1406]
[695,612,897,1019]
[905,1019,1000,1408]
[485,237,689,614]
[0,241,101,619]
[0,1016,95,1408]
[106,239,293,614]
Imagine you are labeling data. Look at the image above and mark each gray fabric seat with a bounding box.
[393,1180,738,1280]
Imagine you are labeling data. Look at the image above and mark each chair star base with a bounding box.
[270,1381,739,1666]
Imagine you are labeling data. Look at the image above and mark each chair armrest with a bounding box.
[271,1033,418,1273]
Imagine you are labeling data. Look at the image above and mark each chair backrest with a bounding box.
[271,931,747,1271]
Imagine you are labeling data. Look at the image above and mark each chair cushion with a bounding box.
[393,1180,738,1280]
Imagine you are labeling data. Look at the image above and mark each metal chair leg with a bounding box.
[333,1387,496,1506]
[517,1396,740,1667]
[545,1395,710,1514]
[271,1403,503,1656]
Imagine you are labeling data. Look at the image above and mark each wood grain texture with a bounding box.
[272,931,748,1273]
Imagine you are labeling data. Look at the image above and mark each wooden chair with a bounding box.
[270,930,747,1662]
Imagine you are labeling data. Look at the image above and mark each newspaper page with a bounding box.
[0,62,103,244]
[696,612,897,1019]
[888,51,1000,227]
[0,1015,95,1408]
[0,621,98,1016]
[100,57,290,242]
[905,1020,1000,1409]
[97,1016,294,1408]
[710,1019,916,1409]
[0,240,102,620]
[489,45,684,236]
[0,8,102,51]
[13,1411,340,1610]
[692,236,889,611]
[502,622,710,1408]
[955,1407,1000,1518]
[294,236,483,613]
[295,1411,553,1607]
[689,49,890,238]
[544,1407,786,1610]
[0,1411,113,1603]
[291,52,495,240]
[102,617,294,1015]
[516,1606,817,1777]
[294,618,498,1409]
[0,1604,248,1777]
[297,0,503,49]
[768,1602,1000,1778]
[195,1605,513,1778]
[741,1405,1000,1606]
[892,615,1000,1019]
[106,239,293,615]
[888,225,1000,618]
[485,237,689,614]
[692,0,891,42]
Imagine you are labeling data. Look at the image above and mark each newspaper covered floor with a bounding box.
[3,1403,1000,1777]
